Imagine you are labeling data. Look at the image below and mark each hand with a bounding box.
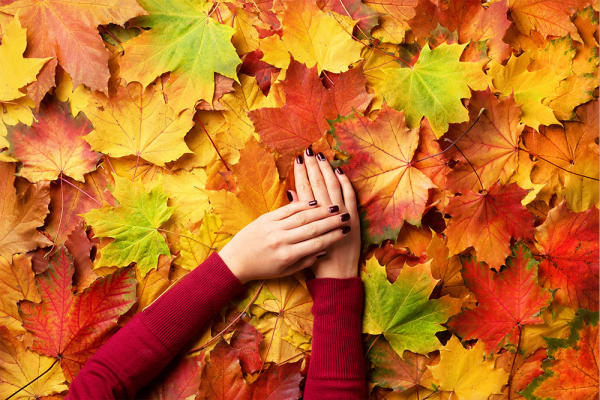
[218,199,352,284]
[290,148,361,279]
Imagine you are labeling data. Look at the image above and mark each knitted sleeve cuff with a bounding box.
[306,277,365,381]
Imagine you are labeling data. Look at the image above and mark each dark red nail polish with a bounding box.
[286,190,293,202]
[328,205,339,213]
[316,152,326,161]
[296,155,304,164]
[341,226,351,234]
[316,253,327,258]
[340,213,350,222]
[335,167,343,174]
[309,200,318,206]
[305,147,314,156]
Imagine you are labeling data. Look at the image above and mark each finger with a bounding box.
[304,147,332,205]
[270,198,318,221]
[294,153,314,202]
[285,212,350,243]
[279,251,327,277]
[316,152,344,206]
[335,167,358,217]
[279,203,343,230]
[288,225,352,259]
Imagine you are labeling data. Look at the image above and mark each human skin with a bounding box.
[219,148,360,283]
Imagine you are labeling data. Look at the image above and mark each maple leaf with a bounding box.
[83,81,194,167]
[488,51,564,130]
[521,306,576,357]
[0,162,51,259]
[6,99,101,183]
[0,326,68,400]
[507,0,590,41]
[197,338,303,400]
[0,15,50,102]
[447,242,553,354]
[120,0,241,113]
[122,254,171,320]
[249,60,372,175]
[162,168,211,228]
[65,225,98,294]
[278,0,363,73]
[83,175,174,277]
[490,348,546,400]
[0,0,146,105]
[443,182,535,270]
[534,200,599,311]
[258,275,314,336]
[407,0,512,62]
[0,254,40,335]
[19,247,136,381]
[522,311,599,400]
[362,255,462,357]
[207,137,287,234]
[523,101,599,212]
[376,42,489,136]
[45,167,114,245]
[413,118,451,191]
[368,336,438,391]
[427,335,509,400]
[443,89,524,193]
[332,104,435,246]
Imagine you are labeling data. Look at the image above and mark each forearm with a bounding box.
[66,252,245,399]
[304,277,366,399]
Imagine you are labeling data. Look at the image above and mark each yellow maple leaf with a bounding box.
[55,70,90,117]
[265,0,363,74]
[488,51,564,130]
[83,81,194,166]
[0,327,68,399]
[0,15,51,102]
[162,168,211,228]
[521,306,575,356]
[427,336,509,400]
[175,211,232,271]
[365,0,417,44]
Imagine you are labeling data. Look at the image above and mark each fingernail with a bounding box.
[286,190,293,202]
[316,253,327,258]
[328,205,339,213]
[341,226,351,234]
[340,213,350,222]
[316,152,326,161]
[305,147,314,156]
[296,155,304,164]
[335,167,343,175]
[309,200,318,206]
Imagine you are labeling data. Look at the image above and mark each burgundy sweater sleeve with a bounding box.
[304,277,367,399]
[66,252,245,400]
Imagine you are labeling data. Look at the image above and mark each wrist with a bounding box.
[218,245,250,284]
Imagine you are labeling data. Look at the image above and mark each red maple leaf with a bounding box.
[534,200,599,311]
[19,247,137,381]
[447,242,553,354]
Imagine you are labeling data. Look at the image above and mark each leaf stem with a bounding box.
[453,142,485,191]
[156,228,216,249]
[60,176,103,206]
[508,324,523,400]
[517,147,599,181]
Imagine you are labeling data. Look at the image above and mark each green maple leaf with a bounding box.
[83,176,173,277]
[120,0,241,113]
[375,42,489,137]
[362,256,462,357]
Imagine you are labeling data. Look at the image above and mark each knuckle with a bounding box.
[327,181,341,191]
[277,251,293,265]
[297,182,312,192]
[305,222,317,236]
[312,237,324,250]
[311,179,326,189]
[295,212,307,225]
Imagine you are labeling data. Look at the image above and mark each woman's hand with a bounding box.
[218,198,352,284]
[291,148,361,279]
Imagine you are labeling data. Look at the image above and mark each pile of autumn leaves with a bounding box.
[0,0,598,398]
